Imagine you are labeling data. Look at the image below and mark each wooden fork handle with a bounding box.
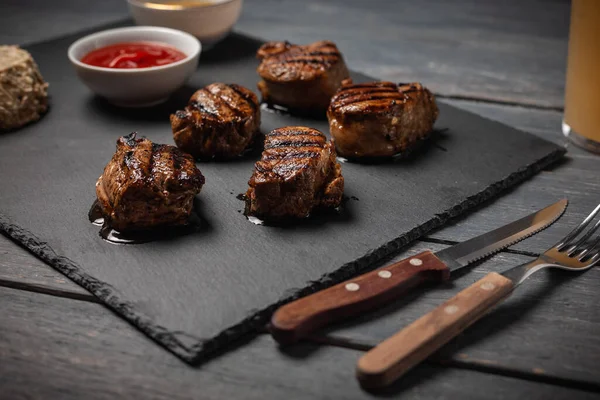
[269,251,451,345]
[356,272,514,389]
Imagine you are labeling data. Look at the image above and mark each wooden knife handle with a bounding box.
[356,272,514,389]
[269,251,451,345]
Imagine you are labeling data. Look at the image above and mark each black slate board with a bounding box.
[0,27,565,363]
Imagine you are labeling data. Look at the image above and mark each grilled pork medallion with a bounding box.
[327,80,439,158]
[245,126,344,220]
[170,83,261,160]
[257,41,350,113]
[96,133,205,232]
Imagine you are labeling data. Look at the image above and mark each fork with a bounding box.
[356,203,600,389]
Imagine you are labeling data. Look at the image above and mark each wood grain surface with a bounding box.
[0,0,128,46]
[2,0,600,399]
[321,242,600,390]
[236,0,569,108]
[1,98,598,390]
[2,287,599,400]
[357,272,514,388]
[270,251,450,344]
[0,100,583,295]
[0,0,569,108]
[430,100,600,255]
[0,28,563,363]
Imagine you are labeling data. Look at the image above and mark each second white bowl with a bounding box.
[68,26,201,107]
[127,0,243,49]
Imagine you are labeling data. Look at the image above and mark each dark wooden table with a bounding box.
[2,1,600,399]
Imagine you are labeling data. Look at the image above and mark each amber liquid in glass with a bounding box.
[563,0,600,153]
[139,1,218,10]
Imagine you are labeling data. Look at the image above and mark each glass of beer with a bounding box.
[563,0,600,153]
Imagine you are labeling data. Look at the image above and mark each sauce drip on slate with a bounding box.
[81,42,187,69]
[88,200,201,244]
[88,202,104,226]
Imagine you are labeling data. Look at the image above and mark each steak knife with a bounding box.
[269,199,568,344]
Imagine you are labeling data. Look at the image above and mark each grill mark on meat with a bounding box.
[272,162,309,175]
[265,129,322,137]
[149,143,160,186]
[337,82,397,91]
[398,85,420,93]
[262,149,322,161]
[96,134,205,232]
[278,51,341,63]
[263,128,326,156]
[331,84,405,108]
[278,59,336,68]
[151,142,162,152]
[175,110,189,119]
[329,81,427,111]
[336,86,398,94]
[263,52,340,67]
[189,84,257,122]
[267,135,325,144]
[213,92,245,119]
[264,139,325,150]
[270,47,340,60]
[245,126,344,220]
[123,150,134,169]
[164,148,184,183]
[170,83,260,159]
[268,131,325,141]
[228,83,258,111]
[123,132,139,147]
[253,161,274,174]
[334,91,404,103]
[334,87,400,99]
[258,41,345,78]
[256,40,349,112]
[199,88,231,117]
[327,80,439,158]
[254,159,309,177]
[306,51,341,56]
[189,99,216,115]
[203,85,251,120]
[279,58,330,64]
[261,129,327,176]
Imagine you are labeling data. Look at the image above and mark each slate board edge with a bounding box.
[0,146,566,364]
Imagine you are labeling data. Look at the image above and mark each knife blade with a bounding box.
[269,199,567,344]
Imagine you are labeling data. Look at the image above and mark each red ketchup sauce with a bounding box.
[81,42,187,69]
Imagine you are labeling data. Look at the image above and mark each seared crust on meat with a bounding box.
[170,83,261,160]
[327,80,439,158]
[96,133,205,231]
[245,126,344,220]
[256,41,350,112]
[257,40,344,82]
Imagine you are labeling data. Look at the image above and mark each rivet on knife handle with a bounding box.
[356,272,514,389]
[269,251,451,345]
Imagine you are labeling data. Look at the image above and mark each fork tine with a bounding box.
[577,231,600,261]
[591,247,600,263]
[567,218,600,256]
[557,203,600,251]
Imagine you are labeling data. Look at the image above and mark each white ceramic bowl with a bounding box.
[127,0,243,49]
[68,26,201,107]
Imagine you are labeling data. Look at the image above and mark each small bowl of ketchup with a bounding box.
[68,26,201,107]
